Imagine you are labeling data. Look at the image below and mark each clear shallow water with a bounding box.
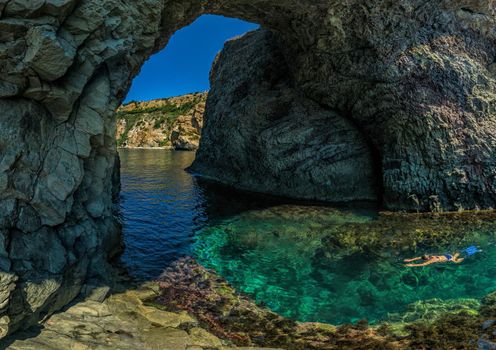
[193,207,496,324]
[119,149,496,325]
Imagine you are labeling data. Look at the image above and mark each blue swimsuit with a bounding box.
[444,254,453,261]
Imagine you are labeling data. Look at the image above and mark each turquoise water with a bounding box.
[192,206,496,324]
[119,149,496,325]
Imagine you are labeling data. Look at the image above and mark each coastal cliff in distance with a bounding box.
[116,92,207,150]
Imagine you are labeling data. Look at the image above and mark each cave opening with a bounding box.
[117,14,263,279]
[115,12,387,327]
[3,1,496,346]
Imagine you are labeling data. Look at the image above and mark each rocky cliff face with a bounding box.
[116,92,206,150]
[0,0,495,341]
[191,30,379,203]
[193,17,496,211]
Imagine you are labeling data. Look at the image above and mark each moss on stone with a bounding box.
[321,210,496,259]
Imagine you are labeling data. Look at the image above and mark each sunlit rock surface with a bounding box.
[0,0,494,341]
[3,282,271,350]
[116,92,206,150]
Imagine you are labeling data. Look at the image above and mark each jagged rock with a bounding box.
[24,26,75,81]
[193,24,496,210]
[2,286,225,350]
[170,111,204,151]
[3,283,289,349]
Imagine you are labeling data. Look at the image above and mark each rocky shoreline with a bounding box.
[5,203,496,349]
[152,257,496,350]
[6,252,495,350]
[2,281,235,350]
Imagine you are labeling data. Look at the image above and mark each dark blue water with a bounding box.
[118,148,282,279]
[118,149,204,279]
[118,149,496,325]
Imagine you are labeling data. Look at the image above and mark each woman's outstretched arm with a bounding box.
[405,260,435,267]
[404,257,422,262]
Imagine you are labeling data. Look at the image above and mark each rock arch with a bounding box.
[0,0,495,339]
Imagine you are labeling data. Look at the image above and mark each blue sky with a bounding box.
[124,15,259,102]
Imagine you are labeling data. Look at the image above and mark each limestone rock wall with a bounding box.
[0,0,494,340]
[116,92,206,150]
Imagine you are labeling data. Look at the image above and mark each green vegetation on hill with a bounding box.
[117,98,200,118]
[116,97,202,147]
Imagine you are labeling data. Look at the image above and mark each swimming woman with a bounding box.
[404,253,464,267]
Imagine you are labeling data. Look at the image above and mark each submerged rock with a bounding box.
[153,257,496,349]
[155,257,402,349]
[192,205,496,329]
[388,298,481,324]
[320,210,496,258]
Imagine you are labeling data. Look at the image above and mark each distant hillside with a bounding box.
[116,92,207,150]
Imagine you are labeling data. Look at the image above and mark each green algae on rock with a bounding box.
[154,258,402,350]
[153,258,496,350]
[191,205,496,325]
[321,210,496,257]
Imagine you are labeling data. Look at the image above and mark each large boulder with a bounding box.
[191,30,378,202]
[193,6,496,211]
